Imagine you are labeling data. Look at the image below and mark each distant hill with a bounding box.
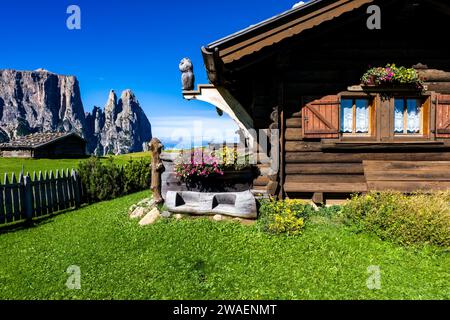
[0,69,152,155]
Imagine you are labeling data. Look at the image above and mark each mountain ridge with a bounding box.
[0,69,152,155]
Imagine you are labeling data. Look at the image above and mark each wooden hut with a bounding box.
[0,132,87,159]
[184,0,450,204]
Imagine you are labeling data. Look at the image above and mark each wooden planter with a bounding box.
[160,152,256,200]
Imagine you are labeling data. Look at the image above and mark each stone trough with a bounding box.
[166,190,257,219]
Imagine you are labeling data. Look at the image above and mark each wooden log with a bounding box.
[285,152,450,163]
[285,141,322,152]
[166,190,257,219]
[285,128,303,141]
[312,192,324,205]
[33,172,41,217]
[286,163,365,175]
[11,173,20,221]
[285,174,367,184]
[284,182,368,193]
[286,118,302,128]
[426,82,450,93]
[253,176,270,187]
[4,174,12,223]
[266,181,279,196]
[417,69,450,82]
[150,138,165,204]
[367,181,450,193]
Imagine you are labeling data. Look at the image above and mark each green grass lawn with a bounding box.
[0,191,448,300]
[0,153,151,178]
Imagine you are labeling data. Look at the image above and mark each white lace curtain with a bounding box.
[395,99,420,134]
[341,99,369,133]
[355,100,369,133]
[341,99,353,133]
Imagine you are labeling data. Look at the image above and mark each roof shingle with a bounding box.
[0,132,80,149]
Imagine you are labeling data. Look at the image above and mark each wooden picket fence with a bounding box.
[0,169,83,226]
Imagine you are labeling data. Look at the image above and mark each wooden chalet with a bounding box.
[0,132,87,159]
[184,0,450,204]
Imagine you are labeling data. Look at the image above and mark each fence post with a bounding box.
[24,175,33,222]
[72,170,81,209]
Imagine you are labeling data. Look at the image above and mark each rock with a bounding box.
[0,69,153,155]
[130,206,149,219]
[213,215,224,221]
[0,69,85,140]
[139,208,161,226]
[137,198,155,208]
[174,214,185,221]
[128,204,138,213]
[161,211,172,218]
[95,89,152,155]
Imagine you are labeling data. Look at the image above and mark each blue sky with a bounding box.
[0,0,306,142]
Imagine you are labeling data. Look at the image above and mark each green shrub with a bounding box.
[259,198,315,236]
[342,191,450,247]
[78,157,150,203]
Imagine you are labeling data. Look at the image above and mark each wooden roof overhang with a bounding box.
[202,0,374,84]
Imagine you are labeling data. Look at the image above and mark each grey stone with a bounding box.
[161,211,172,218]
[130,206,150,219]
[213,214,224,221]
[139,208,161,226]
[129,204,138,213]
[174,214,186,220]
[166,190,257,219]
[137,198,156,208]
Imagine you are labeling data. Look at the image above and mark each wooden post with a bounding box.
[50,171,58,213]
[33,172,41,217]
[19,173,26,219]
[24,174,33,222]
[72,170,81,209]
[4,174,12,223]
[11,173,20,221]
[0,183,4,225]
[38,171,47,216]
[150,138,165,204]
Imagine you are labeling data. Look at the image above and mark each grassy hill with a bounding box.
[0,191,448,300]
[0,152,151,178]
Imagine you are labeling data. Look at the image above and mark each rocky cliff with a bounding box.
[0,69,86,142]
[86,90,152,155]
[0,69,152,155]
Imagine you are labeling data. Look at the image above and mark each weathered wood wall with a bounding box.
[222,0,450,200]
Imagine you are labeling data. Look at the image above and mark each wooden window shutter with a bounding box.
[302,95,340,139]
[436,94,450,138]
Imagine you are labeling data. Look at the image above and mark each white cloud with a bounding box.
[292,1,306,9]
[150,115,240,147]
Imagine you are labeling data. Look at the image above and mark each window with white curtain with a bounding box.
[341,98,371,134]
[394,98,422,134]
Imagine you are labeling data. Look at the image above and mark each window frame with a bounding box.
[338,95,376,139]
[330,91,432,143]
[391,95,429,138]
